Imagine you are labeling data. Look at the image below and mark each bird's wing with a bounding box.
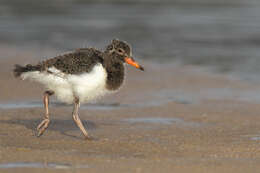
[39,48,104,75]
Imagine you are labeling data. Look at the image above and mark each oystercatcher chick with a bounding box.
[13,39,144,139]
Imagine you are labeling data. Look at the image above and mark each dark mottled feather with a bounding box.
[104,59,124,90]
[40,48,104,74]
[13,64,41,78]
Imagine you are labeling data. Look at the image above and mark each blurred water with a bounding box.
[1,0,260,80]
[123,117,201,127]
[0,162,89,169]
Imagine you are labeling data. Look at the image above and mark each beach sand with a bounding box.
[1,47,260,172]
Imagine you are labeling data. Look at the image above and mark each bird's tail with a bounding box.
[13,64,41,78]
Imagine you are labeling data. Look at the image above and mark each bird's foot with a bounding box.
[36,118,50,137]
[83,135,96,141]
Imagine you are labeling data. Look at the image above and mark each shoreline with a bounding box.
[1,49,260,172]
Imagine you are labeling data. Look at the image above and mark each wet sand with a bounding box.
[1,47,260,172]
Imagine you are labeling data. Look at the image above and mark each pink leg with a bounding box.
[72,97,90,139]
[36,91,54,137]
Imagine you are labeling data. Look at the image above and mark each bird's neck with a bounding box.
[103,55,125,91]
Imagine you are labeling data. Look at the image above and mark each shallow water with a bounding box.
[250,136,260,141]
[0,94,191,110]
[0,162,88,169]
[125,117,180,125]
[242,134,260,141]
[1,1,260,80]
[0,101,121,110]
[1,87,260,110]
[0,101,173,110]
[123,117,201,127]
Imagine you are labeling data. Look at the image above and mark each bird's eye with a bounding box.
[117,48,124,54]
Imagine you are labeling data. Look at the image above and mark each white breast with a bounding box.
[68,63,108,102]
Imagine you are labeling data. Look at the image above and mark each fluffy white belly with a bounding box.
[21,63,108,104]
[68,63,108,102]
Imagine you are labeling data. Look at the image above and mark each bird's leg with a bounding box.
[36,90,54,137]
[72,97,90,139]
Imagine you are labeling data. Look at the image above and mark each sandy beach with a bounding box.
[0,47,260,173]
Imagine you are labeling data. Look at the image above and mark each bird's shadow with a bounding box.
[0,117,97,140]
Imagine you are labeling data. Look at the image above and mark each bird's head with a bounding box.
[105,39,144,71]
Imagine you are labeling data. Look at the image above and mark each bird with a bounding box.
[13,39,144,139]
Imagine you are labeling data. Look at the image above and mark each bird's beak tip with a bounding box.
[125,57,144,71]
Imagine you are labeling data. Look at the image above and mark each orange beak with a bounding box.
[125,57,144,71]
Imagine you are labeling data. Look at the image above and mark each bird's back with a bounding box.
[40,48,104,75]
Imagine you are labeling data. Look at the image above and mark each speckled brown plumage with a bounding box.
[104,56,125,90]
[40,48,104,74]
